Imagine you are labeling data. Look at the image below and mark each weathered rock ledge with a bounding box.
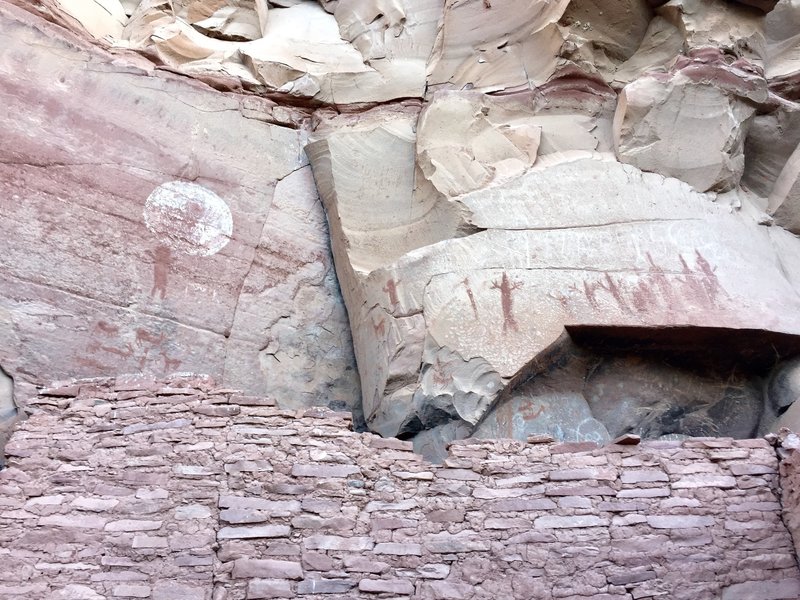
[1,375,799,600]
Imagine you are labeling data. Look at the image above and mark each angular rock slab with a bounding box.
[426,0,570,94]
[657,0,767,64]
[311,139,800,446]
[119,0,442,104]
[0,3,358,408]
[765,0,800,99]
[614,49,767,192]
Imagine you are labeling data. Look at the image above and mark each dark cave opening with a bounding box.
[472,326,800,445]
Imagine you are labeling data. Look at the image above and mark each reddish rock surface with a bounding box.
[0,2,358,424]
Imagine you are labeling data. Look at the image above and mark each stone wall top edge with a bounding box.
[18,374,779,464]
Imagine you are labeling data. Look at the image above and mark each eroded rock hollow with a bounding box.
[4,0,800,460]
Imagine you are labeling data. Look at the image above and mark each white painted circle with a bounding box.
[143,181,233,256]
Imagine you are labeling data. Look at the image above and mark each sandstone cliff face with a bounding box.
[5,0,800,459]
[0,0,360,440]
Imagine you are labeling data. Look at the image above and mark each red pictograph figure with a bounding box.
[462,277,479,320]
[383,278,400,307]
[491,272,522,333]
[150,245,171,300]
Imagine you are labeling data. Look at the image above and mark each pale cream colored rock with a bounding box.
[307,104,466,275]
[309,137,800,443]
[426,0,570,94]
[307,105,473,433]
[120,0,441,103]
[257,0,440,102]
[769,141,800,232]
[715,187,773,225]
[765,0,800,93]
[613,54,766,192]
[121,0,141,15]
[527,72,617,154]
[657,0,767,65]
[222,166,359,408]
[557,0,654,81]
[122,1,250,76]
[174,0,266,41]
[742,102,800,199]
[54,0,127,39]
[741,94,800,232]
[415,78,617,201]
[561,0,653,62]
[612,16,683,87]
[416,91,541,198]
[752,1,800,230]
[240,2,371,95]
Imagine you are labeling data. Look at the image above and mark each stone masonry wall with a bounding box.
[1,376,799,600]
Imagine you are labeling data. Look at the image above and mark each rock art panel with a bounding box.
[311,139,800,456]
[11,0,800,456]
[0,2,358,410]
[475,390,611,446]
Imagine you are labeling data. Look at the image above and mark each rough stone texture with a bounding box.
[1,376,800,599]
[0,2,359,426]
[7,0,800,471]
[310,122,800,455]
[778,430,800,560]
[614,48,764,192]
[70,0,442,104]
[302,0,800,455]
[766,0,800,99]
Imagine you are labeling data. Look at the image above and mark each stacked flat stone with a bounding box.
[0,376,799,600]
